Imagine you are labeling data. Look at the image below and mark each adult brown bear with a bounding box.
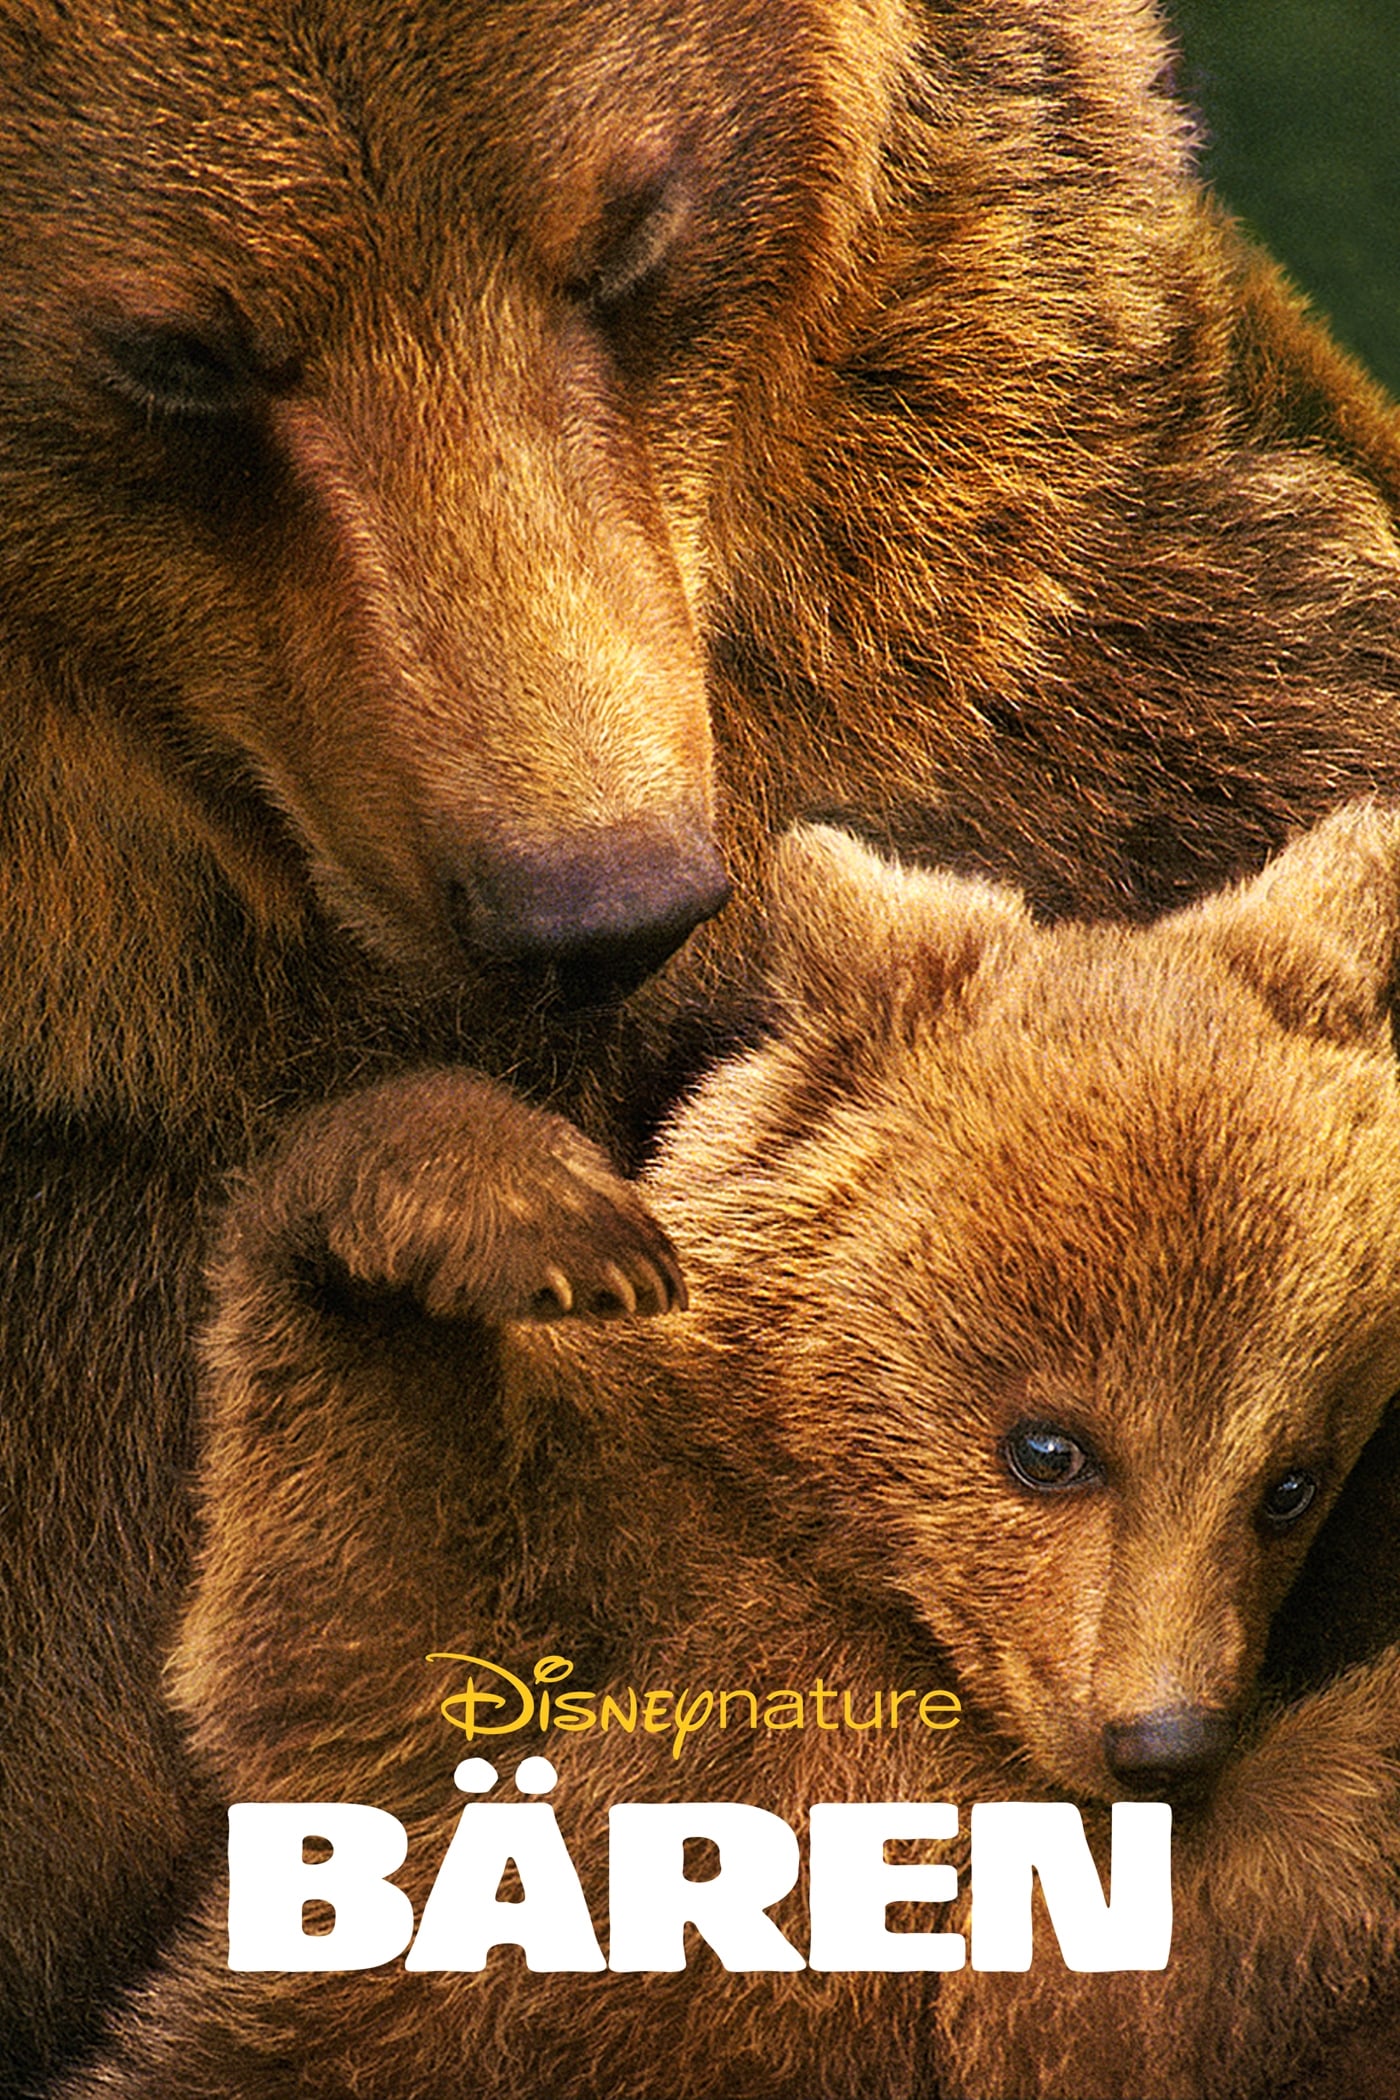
[2,0,1399,2090]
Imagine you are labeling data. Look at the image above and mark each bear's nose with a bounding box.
[448,823,731,1007]
[1101,1707,1239,1802]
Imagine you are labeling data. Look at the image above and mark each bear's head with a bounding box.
[648,804,1400,1804]
[0,0,910,996]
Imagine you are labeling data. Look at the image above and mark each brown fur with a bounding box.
[60,808,1400,2100]
[6,0,1400,2086]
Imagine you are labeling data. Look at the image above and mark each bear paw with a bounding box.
[224,1068,686,1327]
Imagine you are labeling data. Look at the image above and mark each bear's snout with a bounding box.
[446,820,732,1007]
[1101,1706,1239,1803]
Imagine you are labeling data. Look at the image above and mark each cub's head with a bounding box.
[649,804,1400,1805]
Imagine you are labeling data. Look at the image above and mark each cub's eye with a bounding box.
[1003,1423,1099,1493]
[1260,1469,1318,1529]
[94,321,253,420]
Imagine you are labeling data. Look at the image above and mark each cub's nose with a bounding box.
[1102,1707,1239,1802]
[449,822,731,1007]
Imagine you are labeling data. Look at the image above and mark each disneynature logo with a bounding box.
[429,1652,964,1760]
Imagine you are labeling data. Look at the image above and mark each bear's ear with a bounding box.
[1180,801,1400,1048]
[765,825,1031,1042]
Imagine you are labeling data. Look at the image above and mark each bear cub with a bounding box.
[69,805,1400,2100]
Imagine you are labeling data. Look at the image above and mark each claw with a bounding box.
[596,1261,638,1317]
[629,1257,667,1317]
[539,1264,574,1316]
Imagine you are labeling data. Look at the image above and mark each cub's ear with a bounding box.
[1178,801,1400,1048]
[765,825,1031,1043]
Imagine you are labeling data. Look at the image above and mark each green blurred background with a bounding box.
[1168,0,1400,398]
